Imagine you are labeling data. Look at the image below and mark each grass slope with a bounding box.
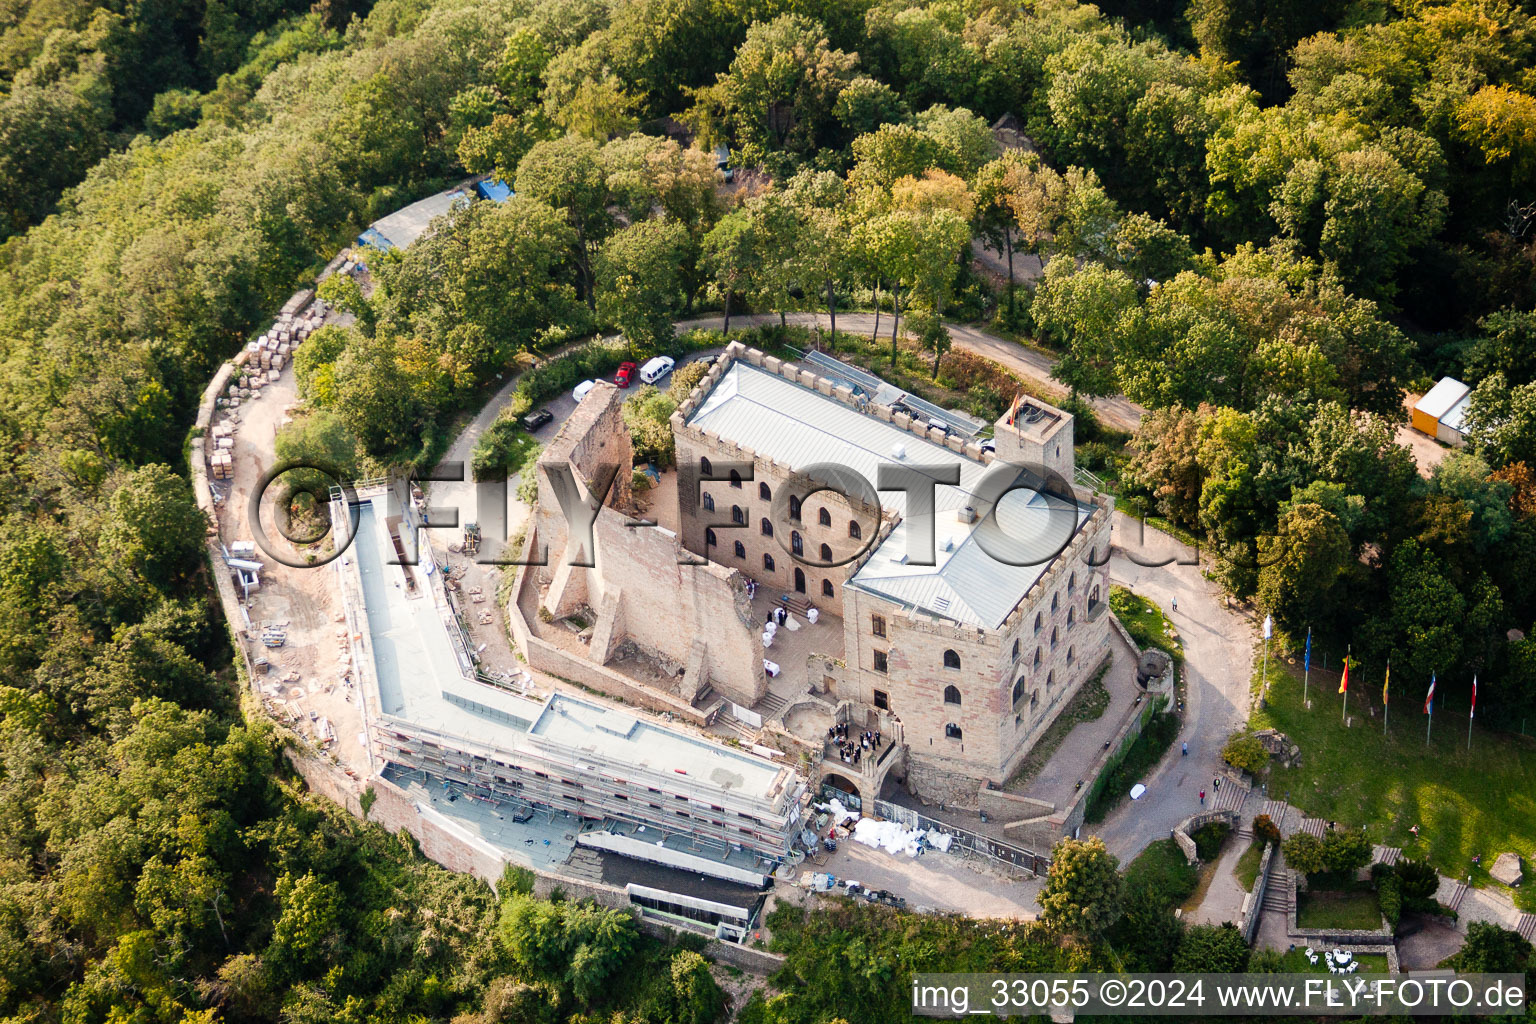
[1250,653,1536,882]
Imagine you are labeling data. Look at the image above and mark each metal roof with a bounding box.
[1416,377,1471,421]
[687,361,1090,630]
[800,350,986,436]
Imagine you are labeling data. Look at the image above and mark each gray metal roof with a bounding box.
[800,350,986,436]
[687,361,1090,630]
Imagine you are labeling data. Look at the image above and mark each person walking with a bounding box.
[1171,596,1178,613]
[1181,741,1188,757]
[1199,790,1206,806]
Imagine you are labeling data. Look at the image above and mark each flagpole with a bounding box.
[1427,683,1433,747]
[1383,661,1389,734]
[1303,627,1311,708]
[1468,675,1476,753]
[1341,646,1350,724]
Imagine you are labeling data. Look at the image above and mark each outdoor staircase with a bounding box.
[755,691,789,717]
[1261,799,1289,829]
[1299,817,1328,839]
[1262,875,1293,915]
[714,708,758,739]
[1372,844,1403,867]
[1516,914,1536,943]
[780,595,813,617]
[1213,782,1246,813]
[1236,820,1254,841]
[1445,880,1471,914]
[563,847,605,884]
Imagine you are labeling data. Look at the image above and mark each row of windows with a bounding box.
[703,530,838,597]
[701,491,865,539]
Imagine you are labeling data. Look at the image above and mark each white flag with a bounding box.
[1262,615,1273,639]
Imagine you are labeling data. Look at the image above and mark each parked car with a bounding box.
[522,408,553,430]
[639,355,675,384]
[573,380,597,403]
[614,361,638,387]
[689,353,719,368]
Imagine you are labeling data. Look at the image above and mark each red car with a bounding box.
[614,361,638,388]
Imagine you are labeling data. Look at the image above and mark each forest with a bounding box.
[0,0,1534,1018]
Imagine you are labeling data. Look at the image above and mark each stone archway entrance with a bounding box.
[819,769,866,813]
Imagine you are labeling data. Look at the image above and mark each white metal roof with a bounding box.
[1440,391,1472,434]
[687,361,1091,630]
[1416,377,1471,421]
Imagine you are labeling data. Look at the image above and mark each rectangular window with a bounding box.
[873,650,888,674]
[871,614,886,638]
[873,689,889,710]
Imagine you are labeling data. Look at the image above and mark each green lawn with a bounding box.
[1278,949,1390,974]
[1109,586,1184,662]
[1233,840,1266,891]
[1296,889,1383,930]
[1249,652,1536,882]
[1006,661,1112,789]
[1123,838,1199,907]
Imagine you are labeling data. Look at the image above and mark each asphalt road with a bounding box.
[674,312,1147,433]
[1092,511,1256,863]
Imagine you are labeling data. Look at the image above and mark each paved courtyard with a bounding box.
[806,840,1043,919]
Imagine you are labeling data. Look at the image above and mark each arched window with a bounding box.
[791,530,803,556]
[943,684,961,705]
[731,505,745,525]
[819,542,832,562]
[1034,612,1043,634]
[849,520,862,540]
[822,579,834,597]
[702,493,715,512]
[945,723,963,740]
[759,482,771,501]
[1051,627,1059,649]
[1068,571,1077,593]
[1012,639,1020,661]
[1047,670,1055,689]
[1067,607,1076,628]
[729,469,742,488]
[760,517,773,537]
[1030,691,1039,710]
[1033,647,1042,668]
[1012,677,1026,705]
[700,456,712,476]
[818,507,831,527]
[733,540,745,559]
[1089,585,1101,610]
[794,567,806,592]
[788,496,802,522]
[763,553,775,572]
[1066,645,1075,664]
[943,649,961,670]
[1051,593,1059,613]
[705,528,717,547]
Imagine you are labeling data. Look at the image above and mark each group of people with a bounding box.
[827,722,882,767]
[766,604,787,628]
[744,577,759,600]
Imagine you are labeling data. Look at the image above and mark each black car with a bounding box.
[522,409,553,430]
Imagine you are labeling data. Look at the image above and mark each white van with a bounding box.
[572,379,597,402]
[639,356,675,385]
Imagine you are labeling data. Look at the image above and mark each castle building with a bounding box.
[671,346,1114,806]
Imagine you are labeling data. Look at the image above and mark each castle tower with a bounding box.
[991,395,1075,482]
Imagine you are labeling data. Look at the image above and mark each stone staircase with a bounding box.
[756,691,789,717]
[1236,818,1254,841]
[1444,880,1471,914]
[780,595,813,617]
[1262,873,1293,915]
[563,847,605,884]
[1371,844,1403,868]
[1213,781,1246,813]
[1516,914,1535,943]
[715,708,758,739]
[1260,799,1289,829]
[1298,817,1328,839]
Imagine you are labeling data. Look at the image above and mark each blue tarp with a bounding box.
[356,227,395,251]
[475,178,513,203]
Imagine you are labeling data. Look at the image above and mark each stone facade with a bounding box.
[670,344,1115,807]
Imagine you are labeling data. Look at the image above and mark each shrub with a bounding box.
[1379,873,1402,928]
[631,469,652,492]
[1397,859,1440,900]
[1221,732,1269,775]
[1252,814,1281,845]
[1282,833,1328,875]
[1320,827,1372,874]
[1192,821,1231,861]
[1172,923,1249,973]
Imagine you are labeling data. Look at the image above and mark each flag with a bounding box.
[1005,394,1021,426]
[1470,675,1477,720]
[1424,673,1436,715]
[1304,629,1311,673]
[1383,662,1390,705]
[1339,656,1349,695]
[1263,615,1273,640]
